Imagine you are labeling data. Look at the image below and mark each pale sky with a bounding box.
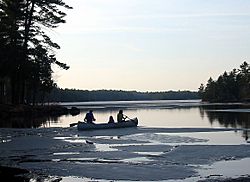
[51,0,250,91]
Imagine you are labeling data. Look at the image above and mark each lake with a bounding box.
[1,100,250,139]
[37,100,249,141]
[1,100,250,181]
[46,100,250,129]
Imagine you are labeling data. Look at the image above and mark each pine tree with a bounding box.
[200,62,250,102]
[0,0,72,104]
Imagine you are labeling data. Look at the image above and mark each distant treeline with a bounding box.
[199,62,250,102]
[41,88,200,102]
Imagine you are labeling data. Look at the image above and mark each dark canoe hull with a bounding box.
[77,118,138,131]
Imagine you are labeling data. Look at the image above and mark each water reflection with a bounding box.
[1,101,250,136]
[200,105,250,140]
[0,115,66,128]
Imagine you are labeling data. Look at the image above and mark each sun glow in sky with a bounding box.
[52,0,250,91]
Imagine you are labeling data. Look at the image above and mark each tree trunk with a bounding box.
[23,1,35,52]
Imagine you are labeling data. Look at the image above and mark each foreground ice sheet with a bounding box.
[0,127,250,181]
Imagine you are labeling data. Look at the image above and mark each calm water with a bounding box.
[1,100,250,131]
[47,100,250,130]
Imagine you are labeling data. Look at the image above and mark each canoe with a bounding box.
[77,118,138,131]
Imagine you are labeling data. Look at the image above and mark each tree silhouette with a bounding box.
[0,0,71,104]
[200,62,250,102]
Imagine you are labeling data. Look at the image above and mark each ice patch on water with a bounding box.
[122,133,208,144]
[1,127,250,181]
[197,157,250,180]
[136,152,165,156]
[121,157,154,164]
[168,131,249,145]
[53,152,80,155]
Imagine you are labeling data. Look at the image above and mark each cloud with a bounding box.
[58,26,190,34]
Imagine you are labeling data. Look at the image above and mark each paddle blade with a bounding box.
[70,123,78,127]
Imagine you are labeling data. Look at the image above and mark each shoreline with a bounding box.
[0,104,80,118]
[0,104,80,128]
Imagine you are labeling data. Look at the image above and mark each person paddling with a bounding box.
[117,110,127,122]
[84,110,96,124]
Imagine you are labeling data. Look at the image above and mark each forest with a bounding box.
[0,0,71,104]
[199,62,250,102]
[39,88,199,102]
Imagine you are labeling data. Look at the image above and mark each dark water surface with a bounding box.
[1,100,250,130]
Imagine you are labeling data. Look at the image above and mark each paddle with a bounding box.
[124,115,132,120]
[70,121,95,127]
[69,122,78,127]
